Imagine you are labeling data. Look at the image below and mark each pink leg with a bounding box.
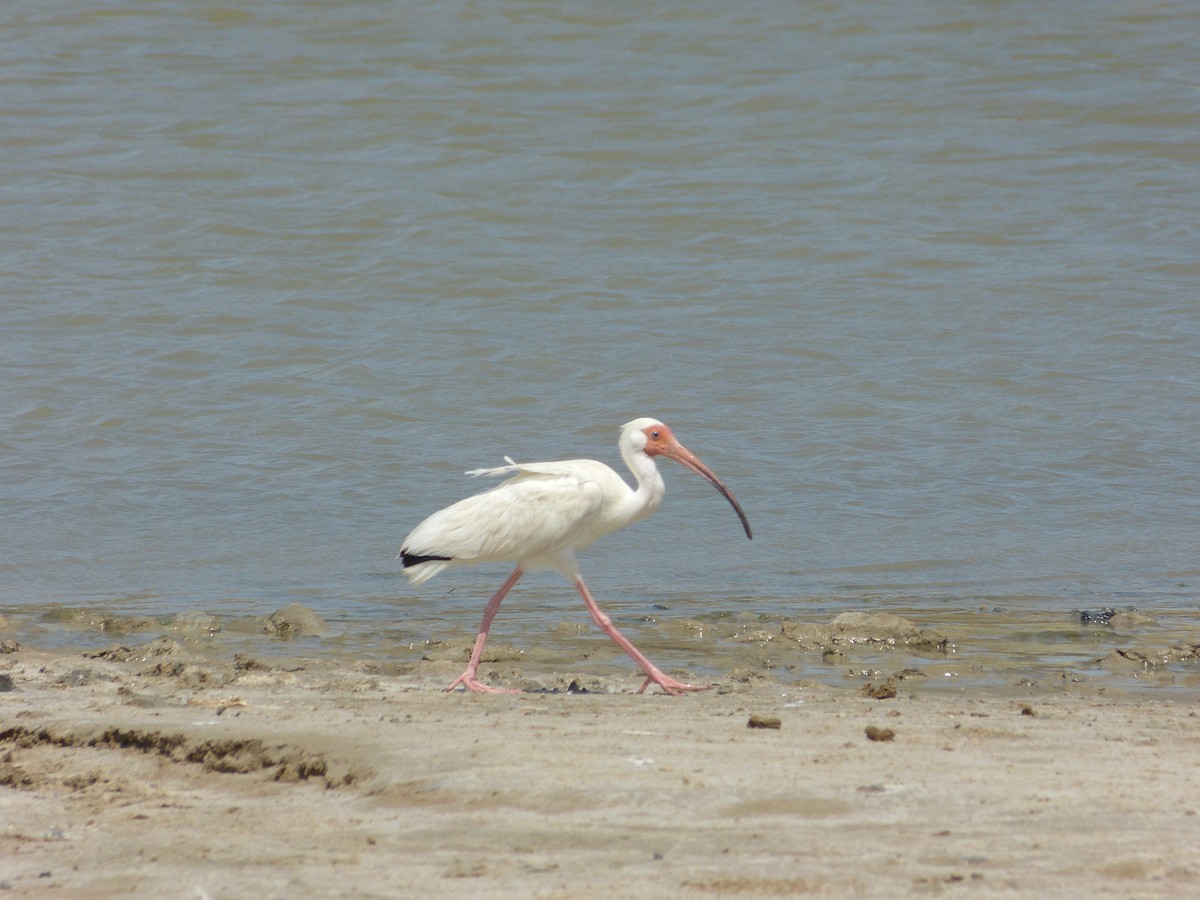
[446,567,524,694]
[574,577,711,697]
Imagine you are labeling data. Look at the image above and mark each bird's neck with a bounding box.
[623,447,666,521]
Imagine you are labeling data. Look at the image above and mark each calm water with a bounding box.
[3,2,1199,690]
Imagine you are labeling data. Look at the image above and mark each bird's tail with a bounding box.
[399,550,452,584]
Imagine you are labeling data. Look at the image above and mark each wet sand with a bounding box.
[2,631,1199,899]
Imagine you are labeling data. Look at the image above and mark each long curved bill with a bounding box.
[662,443,753,540]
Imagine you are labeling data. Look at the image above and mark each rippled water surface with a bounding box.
[3,1,1198,691]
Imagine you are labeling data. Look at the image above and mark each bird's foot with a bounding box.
[637,672,713,697]
[445,671,521,694]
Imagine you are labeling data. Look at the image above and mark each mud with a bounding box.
[10,602,1200,697]
[261,604,328,638]
[1,724,358,786]
[780,612,950,654]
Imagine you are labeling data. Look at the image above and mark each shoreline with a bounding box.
[2,640,1199,897]
[4,601,1200,701]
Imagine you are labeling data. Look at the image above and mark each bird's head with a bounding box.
[621,418,752,540]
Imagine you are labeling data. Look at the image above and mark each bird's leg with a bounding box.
[446,567,524,694]
[573,577,711,697]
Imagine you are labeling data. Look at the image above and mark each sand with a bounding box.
[2,638,1199,899]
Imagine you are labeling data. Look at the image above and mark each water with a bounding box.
[3,1,1199,692]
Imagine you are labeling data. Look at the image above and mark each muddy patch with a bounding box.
[261,604,328,638]
[87,636,237,688]
[780,613,950,654]
[0,725,364,788]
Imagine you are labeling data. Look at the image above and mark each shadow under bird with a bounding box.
[399,417,753,695]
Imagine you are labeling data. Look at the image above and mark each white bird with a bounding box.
[399,417,753,696]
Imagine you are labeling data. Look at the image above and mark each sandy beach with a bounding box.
[2,630,1198,899]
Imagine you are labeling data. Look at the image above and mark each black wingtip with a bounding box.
[400,551,452,568]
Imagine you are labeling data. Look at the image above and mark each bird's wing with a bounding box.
[402,470,606,564]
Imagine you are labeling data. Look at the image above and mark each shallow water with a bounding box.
[3,1,1198,692]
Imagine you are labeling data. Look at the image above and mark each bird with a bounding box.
[398,417,753,696]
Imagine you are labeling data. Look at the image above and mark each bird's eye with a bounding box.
[650,430,660,439]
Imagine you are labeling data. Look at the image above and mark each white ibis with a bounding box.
[399,417,753,696]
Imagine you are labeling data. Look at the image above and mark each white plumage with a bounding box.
[399,417,752,696]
